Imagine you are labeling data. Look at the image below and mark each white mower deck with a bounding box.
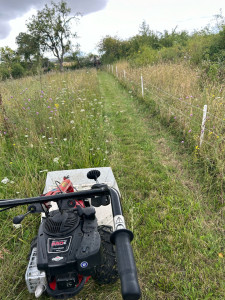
[42,167,120,228]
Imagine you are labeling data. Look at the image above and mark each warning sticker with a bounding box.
[114,215,126,231]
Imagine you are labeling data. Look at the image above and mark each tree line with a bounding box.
[98,15,225,80]
[0,0,85,80]
[1,1,225,81]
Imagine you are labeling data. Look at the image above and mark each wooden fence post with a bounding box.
[141,75,144,97]
[200,105,207,147]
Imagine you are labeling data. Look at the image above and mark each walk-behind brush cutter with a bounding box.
[0,168,141,300]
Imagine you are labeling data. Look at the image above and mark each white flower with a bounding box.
[80,109,85,112]
[13,224,22,229]
[39,169,48,173]
[70,120,74,124]
[1,177,10,184]
[24,135,28,137]
[63,138,67,141]
[53,157,59,163]
[49,117,52,120]
[10,181,15,184]
[30,144,34,148]
[42,136,46,138]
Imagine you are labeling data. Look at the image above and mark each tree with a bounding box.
[26,0,80,71]
[16,32,40,62]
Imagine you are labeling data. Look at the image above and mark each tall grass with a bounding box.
[0,69,110,299]
[110,61,225,194]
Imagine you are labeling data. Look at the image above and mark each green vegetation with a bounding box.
[0,69,224,299]
[98,16,225,82]
[108,60,225,199]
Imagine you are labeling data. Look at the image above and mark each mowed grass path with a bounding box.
[95,72,224,300]
[0,70,224,300]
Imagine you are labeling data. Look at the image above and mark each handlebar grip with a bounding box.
[114,231,141,300]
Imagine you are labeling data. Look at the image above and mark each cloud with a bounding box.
[0,0,109,39]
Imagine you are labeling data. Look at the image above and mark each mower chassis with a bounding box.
[42,167,119,228]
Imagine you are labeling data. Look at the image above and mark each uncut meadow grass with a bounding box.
[112,61,225,190]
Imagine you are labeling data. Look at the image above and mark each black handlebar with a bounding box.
[0,186,109,208]
[114,231,141,300]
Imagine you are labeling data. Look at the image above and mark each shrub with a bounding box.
[0,65,10,80]
[129,46,159,67]
[11,63,25,78]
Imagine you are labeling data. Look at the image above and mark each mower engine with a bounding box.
[26,176,101,299]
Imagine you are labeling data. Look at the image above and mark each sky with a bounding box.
[0,0,225,56]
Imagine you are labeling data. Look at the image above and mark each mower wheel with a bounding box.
[93,225,119,284]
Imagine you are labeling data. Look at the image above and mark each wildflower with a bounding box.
[181,141,184,144]
[39,169,48,173]
[53,157,59,163]
[30,144,34,148]
[174,116,176,119]
[42,136,45,138]
[218,253,224,258]
[70,120,74,124]
[55,104,59,108]
[188,130,192,133]
[36,112,39,115]
[49,117,52,120]
[63,138,67,141]
[13,144,16,146]
[25,135,28,137]
[1,177,10,184]
[190,114,193,117]
[80,109,85,112]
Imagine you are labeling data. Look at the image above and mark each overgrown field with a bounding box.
[110,61,225,190]
[0,69,224,299]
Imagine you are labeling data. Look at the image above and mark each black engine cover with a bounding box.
[37,209,101,276]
